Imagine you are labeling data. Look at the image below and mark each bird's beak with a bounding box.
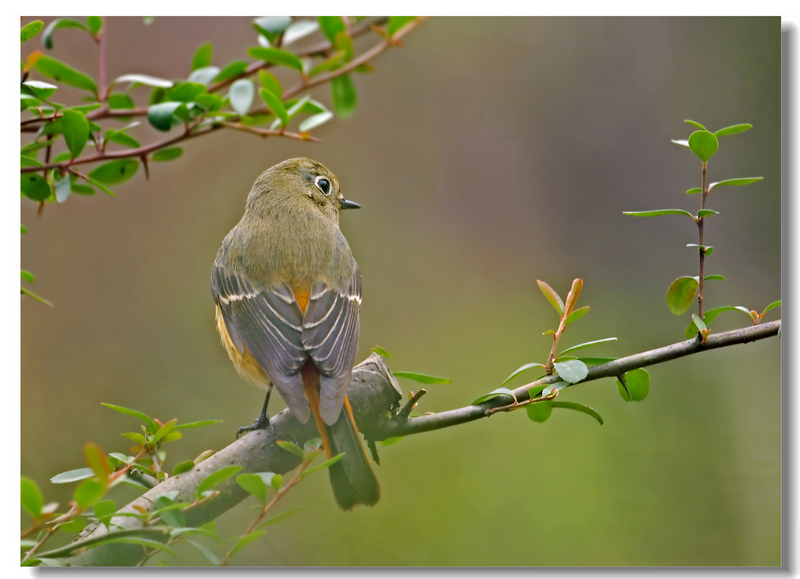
[339,198,361,210]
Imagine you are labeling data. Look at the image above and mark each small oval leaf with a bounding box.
[666,276,699,316]
[688,130,719,162]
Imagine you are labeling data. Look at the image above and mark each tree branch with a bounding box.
[57,354,402,566]
[55,319,779,566]
[375,319,781,438]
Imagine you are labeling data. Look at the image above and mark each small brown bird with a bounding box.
[211,158,379,510]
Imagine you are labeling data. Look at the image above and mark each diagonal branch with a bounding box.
[54,319,779,566]
[375,319,781,438]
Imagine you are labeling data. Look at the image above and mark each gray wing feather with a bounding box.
[303,268,362,425]
[211,261,311,423]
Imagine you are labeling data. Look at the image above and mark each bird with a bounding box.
[210,158,379,510]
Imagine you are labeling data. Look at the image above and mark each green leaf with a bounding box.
[153,496,187,528]
[107,93,135,110]
[113,73,174,89]
[151,147,183,162]
[684,119,706,130]
[74,478,106,509]
[173,461,195,475]
[388,16,417,36]
[56,516,87,534]
[248,47,304,71]
[309,53,347,77]
[551,401,604,425]
[526,402,553,423]
[21,270,35,283]
[271,474,284,490]
[86,17,103,35]
[186,538,220,565]
[697,209,718,218]
[331,74,358,118]
[42,18,88,49]
[71,183,95,195]
[54,171,71,203]
[691,314,707,335]
[559,337,617,357]
[686,187,702,195]
[715,123,752,138]
[35,54,98,96]
[688,130,719,162]
[255,506,301,529]
[147,102,188,131]
[21,20,44,42]
[301,454,345,478]
[230,531,267,558]
[84,443,110,483]
[196,465,243,497]
[88,160,139,185]
[257,70,282,98]
[22,80,57,100]
[564,305,590,325]
[276,440,305,458]
[21,286,53,306]
[617,368,649,402]
[537,280,564,316]
[21,173,53,201]
[61,109,89,158]
[21,476,44,518]
[472,387,517,405]
[93,498,116,526]
[371,345,392,357]
[236,473,269,504]
[21,155,42,168]
[393,371,452,384]
[229,79,255,117]
[106,130,140,148]
[317,16,346,43]
[666,276,698,316]
[100,402,158,433]
[762,299,781,315]
[174,419,222,430]
[214,60,248,83]
[623,209,695,220]
[577,357,616,366]
[254,16,293,43]
[51,467,94,484]
[284,20,320,45]
[192,42,213,71]
[552,360,589,384]
[258,88,289,127]
[286,95,312,119]
[169,82,207,103]
[499,363,543,387]
[686,244,714,256]
[707,177,763,191]
[97,536,175,556]
[704,274,725,281]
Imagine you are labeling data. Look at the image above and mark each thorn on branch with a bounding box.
[396,389,427,422]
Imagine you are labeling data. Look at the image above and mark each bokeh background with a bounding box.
[21,17,781,566]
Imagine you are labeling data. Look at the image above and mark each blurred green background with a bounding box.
[21,17,781,566]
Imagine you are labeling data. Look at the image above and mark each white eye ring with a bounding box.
[314,176,331,196]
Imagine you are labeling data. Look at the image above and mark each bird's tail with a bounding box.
[301,363,380,510]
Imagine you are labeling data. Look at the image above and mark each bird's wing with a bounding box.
[302,266,362,425]
[212,259,311,423]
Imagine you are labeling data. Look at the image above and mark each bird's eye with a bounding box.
[314,176,331,196]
